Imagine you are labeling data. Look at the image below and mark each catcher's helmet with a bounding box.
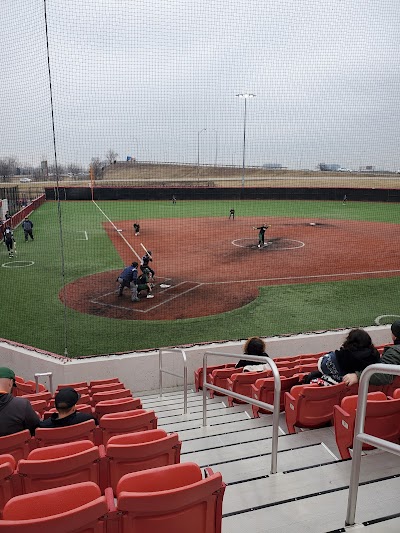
[132,261,138,267]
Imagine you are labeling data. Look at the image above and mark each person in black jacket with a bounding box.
[39,388,97,428]
[317,328,380,384]
[3,226,15,258]
[235,337,269,369]
[22,217,34,241]
[0,367,40,436]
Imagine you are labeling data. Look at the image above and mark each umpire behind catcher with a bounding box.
[117,261,140,302]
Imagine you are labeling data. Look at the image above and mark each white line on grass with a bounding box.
[92,200,141,262]
[77,230,88,240]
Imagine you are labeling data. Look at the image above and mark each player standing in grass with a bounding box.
[3,226,15,258]
[253,223,270,248]
[22,217,34,241]
[133,222,140,236]
[172,195,177,205]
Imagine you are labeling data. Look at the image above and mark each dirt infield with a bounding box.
[61,217,400,321]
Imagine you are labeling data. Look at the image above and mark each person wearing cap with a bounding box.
[141,251,155,280]
[39,387,97,428]
[22,216,34,241]
[343,321,400,386]
[0,367,40,437]
[116,261,140,302]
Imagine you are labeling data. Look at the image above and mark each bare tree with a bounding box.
[105,149,118,165]
[0,157,18,182]
[90,157,104,180]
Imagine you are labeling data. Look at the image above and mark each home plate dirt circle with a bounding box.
[231,237,305,251]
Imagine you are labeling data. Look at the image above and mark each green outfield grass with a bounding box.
[2,199,400,357]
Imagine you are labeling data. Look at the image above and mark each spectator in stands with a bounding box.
[304,329,380,385]
[343,321,400,387]
[235,337,270,369]
[22,216,34,241]
[0,367,40,436]
[39,387,97,428]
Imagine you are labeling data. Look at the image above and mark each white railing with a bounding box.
[159,348,188,414]
[202,351,281,474]
[34,371,53,393]
[346,363,400,526]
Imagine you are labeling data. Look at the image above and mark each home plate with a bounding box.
[309,223,316,226]
[160,284,171,288]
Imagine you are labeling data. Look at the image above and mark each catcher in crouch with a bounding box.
[253,223,270,248]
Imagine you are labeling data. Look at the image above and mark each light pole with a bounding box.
[208,129,218,167]
[197,128,207,176]
[236,93,256,186]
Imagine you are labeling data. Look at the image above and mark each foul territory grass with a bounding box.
[1,199,400,357]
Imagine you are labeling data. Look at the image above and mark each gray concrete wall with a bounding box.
[0,325,392,395]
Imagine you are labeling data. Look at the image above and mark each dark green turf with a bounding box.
[1,199,399,356]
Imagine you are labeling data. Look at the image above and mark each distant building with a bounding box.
[319,163,341,171]
[262,163,283,169]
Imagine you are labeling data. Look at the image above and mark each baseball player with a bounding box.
[229,208,235,220]
[133,222,140,236]
[141,250,155,279]
[253,224,270,248]
[3,226,15,258]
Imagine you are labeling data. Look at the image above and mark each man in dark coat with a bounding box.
[22,217,34,241]
[39,388,97,428]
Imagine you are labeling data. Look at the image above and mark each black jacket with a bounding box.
[335,346,380,374]
[236,352,269,369]
[39,410,97,428]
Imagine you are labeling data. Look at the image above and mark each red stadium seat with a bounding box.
[383,375,400,397]
[34,419,96,447]
[94,397,142,419]
[226,370,272,406]
[92,389,132,406]
[17,440,103,494]
[116,462,225,533]
[0,454,16,517]
[90,377,121,387]
[21,392,52,404]
[392,388,400,399]
[251,375,300,417]
[208,367,244,398]
[0,481,113,532]
[194,364,227,392]
[284,382,346,434]
[105,429,181,493]
[15,381,46,396]
[0,430,32,463]
[333,392,400,459]
[29,400,49,418]
[99,410,157,445]
[90,382,125,395]
[56,381,88,390]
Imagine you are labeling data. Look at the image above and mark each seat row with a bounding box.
[14,376,122,397]
[0,409,158,461]
[0,464,225,532]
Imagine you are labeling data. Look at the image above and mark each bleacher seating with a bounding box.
[0,455,16,517]
[34,419,96,447]
[208,366,244,398]
[226,369,273,406]
[0,431,32,463]
[105,429,181,493]
[94,397,142,419]
[251,375,300,417]
[98,410,157,445]
[284,382,346,433]
[333,392,400,459]
[0,481,114,532]
[115,462,225,533]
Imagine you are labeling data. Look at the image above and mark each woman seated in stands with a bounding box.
[305,328,380,385]
[235,337,270,370]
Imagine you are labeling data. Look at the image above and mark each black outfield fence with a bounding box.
[45,186,400,203]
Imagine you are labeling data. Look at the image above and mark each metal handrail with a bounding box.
[159,348,188,414]
[34,372,53,393]
[202,351,281,474]
[346,363,400,526]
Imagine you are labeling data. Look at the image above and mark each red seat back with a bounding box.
[100,410,157,444]
[90,382,125,395]
[0,430,31,463]
[0,454,16,516]
[17,441,101,494]
[92,389,132,405]
[252,375,300,417]
[227,370,272,406]
[284,383,346,433]
[0,481,109,532]
[95,397,142,419]
[116,463,225,533]
[34,419,96,447]
[106,429,181,493]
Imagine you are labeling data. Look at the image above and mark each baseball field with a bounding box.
[2,198,400,357]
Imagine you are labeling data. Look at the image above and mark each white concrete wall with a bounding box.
[0,325,392,395]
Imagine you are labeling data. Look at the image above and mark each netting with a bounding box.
[1,1,400,356]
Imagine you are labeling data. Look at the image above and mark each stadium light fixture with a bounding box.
[197,128,207,177]
[236,93,256,187]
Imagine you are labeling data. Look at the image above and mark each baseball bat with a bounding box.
[140,243,149,255]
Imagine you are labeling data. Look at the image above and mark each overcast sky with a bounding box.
[1,0,400,170]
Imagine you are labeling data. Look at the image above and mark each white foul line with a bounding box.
[78,230,88,241]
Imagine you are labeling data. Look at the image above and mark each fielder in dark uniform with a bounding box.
[3,226,15,258]
[117,261,140,301]
[253,224,270,248]
[141,251,155,279]
[229,208,235,220]
[133,222,140,236]
[22,217,34,241]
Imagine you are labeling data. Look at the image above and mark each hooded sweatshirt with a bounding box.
[0,393,40,436]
